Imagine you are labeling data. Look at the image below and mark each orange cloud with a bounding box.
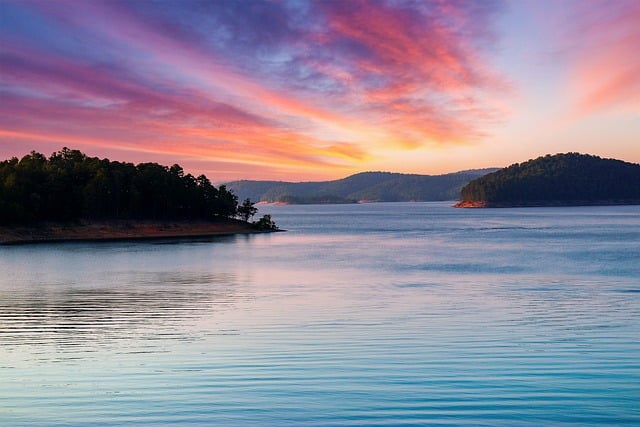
[1,0,510,180]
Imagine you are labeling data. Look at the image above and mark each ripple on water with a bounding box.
[1,203,639,426]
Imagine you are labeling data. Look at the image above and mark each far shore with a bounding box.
[0,219,279,245]
[454,199,640,208]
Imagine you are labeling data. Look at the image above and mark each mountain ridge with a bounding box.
[226,169,499,204]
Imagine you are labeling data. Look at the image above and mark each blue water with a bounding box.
[1,202,639,426]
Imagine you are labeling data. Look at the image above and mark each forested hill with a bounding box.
[457,153,640,207]
[0,148,273,228]
[226,169,498,204]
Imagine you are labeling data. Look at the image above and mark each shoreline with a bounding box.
[454,199,640,208]
[0,220,278,245]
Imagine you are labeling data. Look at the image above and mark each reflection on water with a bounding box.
[1,203,639,426]
[0,271,244,352]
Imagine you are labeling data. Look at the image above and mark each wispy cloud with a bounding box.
[561,0,640,118]
[0,0,509,179]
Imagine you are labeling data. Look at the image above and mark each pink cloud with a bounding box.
[563,0,640,117]
[305,0,508,145]
[1,0,510,180]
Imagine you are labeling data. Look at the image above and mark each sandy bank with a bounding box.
[0,220,274,245]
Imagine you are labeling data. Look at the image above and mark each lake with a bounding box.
[1,202,639,426]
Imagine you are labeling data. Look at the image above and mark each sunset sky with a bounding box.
[1,0,638,181]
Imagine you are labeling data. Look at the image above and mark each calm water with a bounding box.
[1,202,639,426]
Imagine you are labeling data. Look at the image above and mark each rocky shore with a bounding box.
[453,200,487,208]
[454,199,640,208]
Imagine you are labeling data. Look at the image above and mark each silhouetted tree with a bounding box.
[237,198,258,222]
[214,185,238,219]
[253,214,278,231]
[0,148,259,225]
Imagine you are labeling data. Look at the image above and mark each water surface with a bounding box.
[1,202,639,425]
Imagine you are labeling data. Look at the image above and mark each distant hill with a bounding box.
[226,169,498,204]
[456,153,640,207]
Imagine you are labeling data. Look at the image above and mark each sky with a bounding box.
[1,0,638,182]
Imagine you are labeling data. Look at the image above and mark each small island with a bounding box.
[0,148,279,244]
[455,153,640,208]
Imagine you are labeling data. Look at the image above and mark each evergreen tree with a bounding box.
[237,198,258,222]
[0,148,262,225]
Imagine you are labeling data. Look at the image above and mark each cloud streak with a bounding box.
[561,0,640,118]
[1,0,509,179]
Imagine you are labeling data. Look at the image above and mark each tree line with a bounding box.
[0,148,276,229]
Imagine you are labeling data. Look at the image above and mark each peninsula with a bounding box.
[455,153,640,208]
[0,148,278,244]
